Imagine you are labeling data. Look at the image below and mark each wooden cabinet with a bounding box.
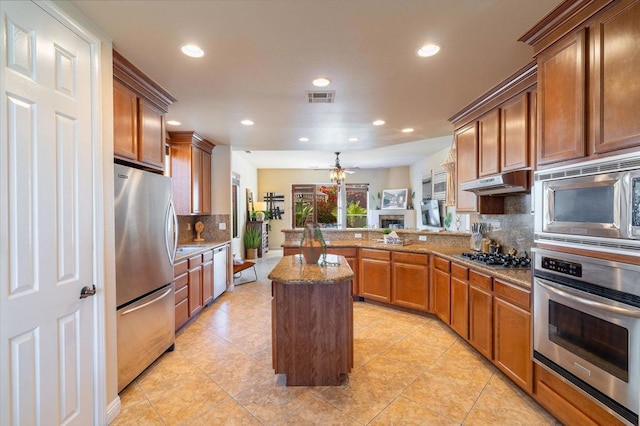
[468,270,493,359]
[113,50,175,172]
[522,0,640,166]
[455,123,479,213]
[432,256,451,323]
[493,279,532,393]
[537,30,587,166]
[501,92,533,171]
[167,131,215,215]
[449,263,469,338]
[391,252,429,312]
[359,249,391,302]
[188,254,203,317]
[326,247,359,297]
[478,109,501,177]
[202,250,214,307]
[173,259,189,331]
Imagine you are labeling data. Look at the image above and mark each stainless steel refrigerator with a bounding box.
[114,164,177,392]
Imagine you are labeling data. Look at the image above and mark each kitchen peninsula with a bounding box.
[269,254,354,386]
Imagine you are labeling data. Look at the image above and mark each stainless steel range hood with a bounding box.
[460,170,529,196]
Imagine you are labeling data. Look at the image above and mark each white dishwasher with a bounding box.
[213,244,228,299]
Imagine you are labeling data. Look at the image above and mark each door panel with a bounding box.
[1,2,96,424]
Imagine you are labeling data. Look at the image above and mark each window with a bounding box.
[292,184,339,228]
[292,183,368,229]
[232,174,240,238]
[346,184,368,228]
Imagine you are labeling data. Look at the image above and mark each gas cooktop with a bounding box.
[458,252,532,270]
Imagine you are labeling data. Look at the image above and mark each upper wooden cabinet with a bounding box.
[455,123,479,213]
[113,50,176,172]
[520,0,640,167]
[168,131,215,215]
[478,109,501,177]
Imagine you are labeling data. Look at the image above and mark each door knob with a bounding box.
[79,285,96,299]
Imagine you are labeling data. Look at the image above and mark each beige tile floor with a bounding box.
[113,250,558,425]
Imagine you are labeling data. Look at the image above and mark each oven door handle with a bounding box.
[536,278,640,318]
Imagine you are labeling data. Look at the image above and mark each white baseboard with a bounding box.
[106,396,121,424]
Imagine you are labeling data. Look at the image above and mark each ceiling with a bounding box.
[71,0,563,169]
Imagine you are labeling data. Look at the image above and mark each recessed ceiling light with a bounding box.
[373,119,386,126]
[299,137,310,142]
[181,44,204,58]
[241,119,254,126]
[312,77,331,87]
[166,120,181,126]
[402,128,414,133]
[417,44,440,57]
[348,137,359,142]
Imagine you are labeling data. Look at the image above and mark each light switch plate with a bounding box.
[219,223,227,230]
[354,233,362,238]
[418,235,427,241]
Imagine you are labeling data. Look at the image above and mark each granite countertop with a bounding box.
[268,254,355,285]
[282,240,532,289]
[174,240,231,261]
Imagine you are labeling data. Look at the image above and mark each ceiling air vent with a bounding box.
[307,90,335,104]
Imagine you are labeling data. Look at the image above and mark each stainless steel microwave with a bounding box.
[534,155,640,252]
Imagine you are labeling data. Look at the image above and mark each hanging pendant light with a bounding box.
[329,152,346,184]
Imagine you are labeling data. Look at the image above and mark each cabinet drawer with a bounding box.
[469,270,492,291]
[451,262,469,280]
[202,250,213,262]
[175,284,188,303]
[173,273,188,292]
[188,254,202,269]
[326,247,357,257]
[393,252,428,265]
[434,256,450,272]
[173,259,188,277]
[495,280,530,311]
[360,248,390,261]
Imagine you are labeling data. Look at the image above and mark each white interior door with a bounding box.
[1,1,99,424]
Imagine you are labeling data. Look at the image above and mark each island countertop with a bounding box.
[268,254,355,285]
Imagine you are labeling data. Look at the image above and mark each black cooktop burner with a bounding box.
[459,252,531,270]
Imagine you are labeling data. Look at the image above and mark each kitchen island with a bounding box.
[269,254,354,386]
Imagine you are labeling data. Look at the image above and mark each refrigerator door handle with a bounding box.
[120,287,173,316]
[166,198,178,264]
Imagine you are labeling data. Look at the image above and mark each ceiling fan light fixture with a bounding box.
[417,44,440,57]
[181,44,204,58]
[329,152,347,184]
[312,77,331,87]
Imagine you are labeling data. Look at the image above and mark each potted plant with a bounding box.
[299,223,326,264]
[244,226,261,259]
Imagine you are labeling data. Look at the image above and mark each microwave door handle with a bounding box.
[536,278,640,318]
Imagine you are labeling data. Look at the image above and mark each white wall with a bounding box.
[231,151,259,259]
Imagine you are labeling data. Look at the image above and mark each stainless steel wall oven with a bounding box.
[532,247,640,425]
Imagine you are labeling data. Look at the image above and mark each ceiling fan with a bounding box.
[328,152,357,184]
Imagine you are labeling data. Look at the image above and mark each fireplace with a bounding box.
[379,215,404,229]
[368,209,416,229]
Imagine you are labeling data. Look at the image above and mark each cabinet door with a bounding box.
[188,267,203,317]
[433,268,451,324]
[469,284,493,359]
[346,257,359,296]
[202,259,213,307]
[455,123,478,212]
[391,262,428,311]
[138,99,165,170]
[494,297,532,393]
[201,150,212,214]
[591,0,640,154]
[191,147,203,214]
[501,92,530,171]
[450,276,468,339]
[538,29,587,166]
[478,109,500,177]
[359,258,391,302]
[113,80,138,161]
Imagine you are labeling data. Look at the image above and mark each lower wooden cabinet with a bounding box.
[493,279,532,393]
[391,252,429,311]
[173,259,189,331]
[359,249,391,302]
[450,263,469,338]
[188,254,203,317]
[468,272,493,360]
[432,257,451,323]
[202,250,213,307]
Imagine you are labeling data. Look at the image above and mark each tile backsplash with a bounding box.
[177,214,231,244]
[472,194,533,255]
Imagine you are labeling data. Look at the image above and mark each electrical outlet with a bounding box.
[354,233,362,239]
[418,235,427,241]
[219,222,227,230]
[187,223,192,231]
